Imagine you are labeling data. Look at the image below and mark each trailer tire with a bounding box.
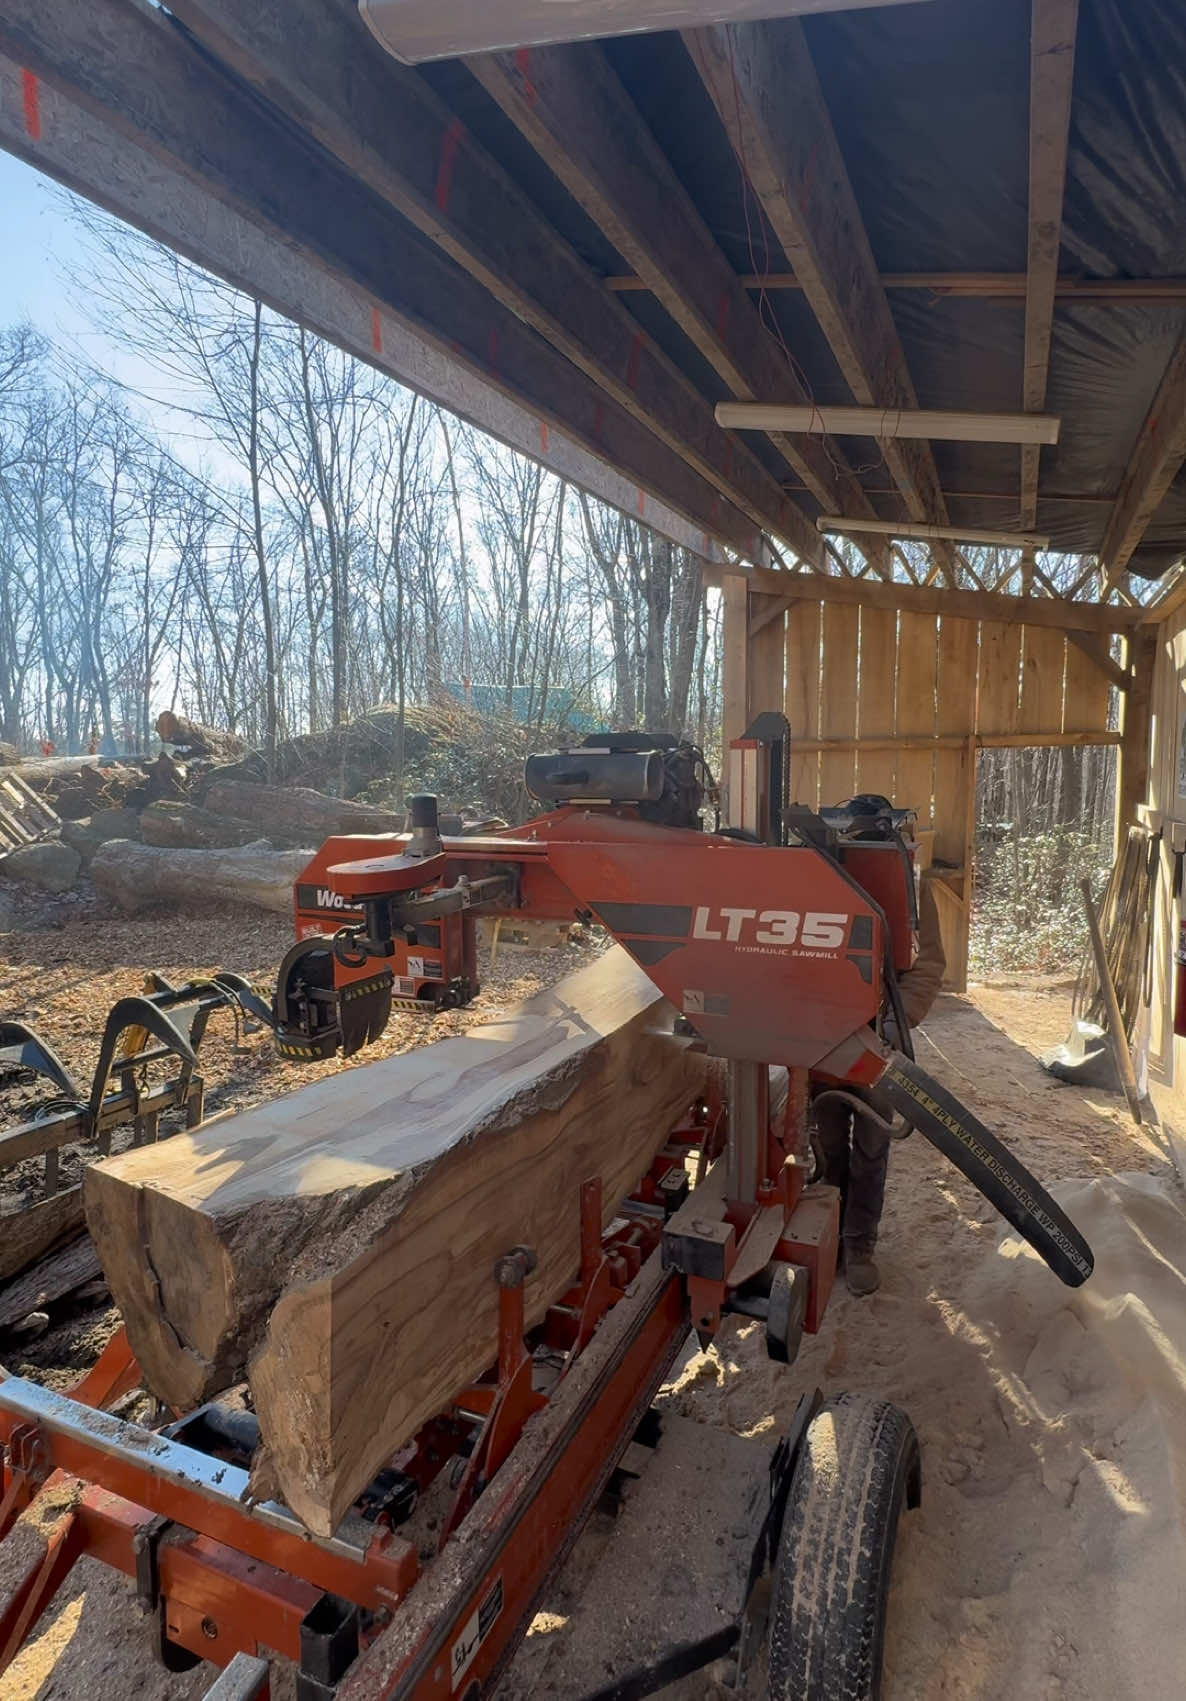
[768,1392,920,1701]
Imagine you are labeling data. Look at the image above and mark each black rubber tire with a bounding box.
[768,1393,921,1701]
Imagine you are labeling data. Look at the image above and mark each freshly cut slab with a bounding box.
[84,949,705,1534]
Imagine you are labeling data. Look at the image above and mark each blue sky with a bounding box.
[0,149,245,473]
[0,151,105,349]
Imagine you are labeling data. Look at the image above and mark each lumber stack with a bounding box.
[85,950,705,1534]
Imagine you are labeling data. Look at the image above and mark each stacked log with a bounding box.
[90,840,311,914]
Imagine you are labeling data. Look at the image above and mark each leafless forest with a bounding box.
[0,210,721,763]
[0,203,1118,972]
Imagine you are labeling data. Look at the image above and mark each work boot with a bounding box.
[844,1240,880,1297]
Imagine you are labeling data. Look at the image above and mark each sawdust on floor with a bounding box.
[0,927,1178,1699]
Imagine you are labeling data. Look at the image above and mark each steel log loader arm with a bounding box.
[274,718,1094,1291]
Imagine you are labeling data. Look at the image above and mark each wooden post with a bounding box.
[722,574,750,746]
[1117,629,1157,857]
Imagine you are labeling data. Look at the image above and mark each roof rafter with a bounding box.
[684,18,959,582]
[1100,326,1186,590]
[162,0,823,565]
[467,40,892,571]
[1021,0,1079,536]
[0,8,762,562]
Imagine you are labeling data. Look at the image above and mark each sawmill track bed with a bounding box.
[1,898,1182,1700]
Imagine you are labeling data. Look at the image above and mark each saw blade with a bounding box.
[880,1051,1094,1288]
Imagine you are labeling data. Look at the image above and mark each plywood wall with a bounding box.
[742,592,1118,991]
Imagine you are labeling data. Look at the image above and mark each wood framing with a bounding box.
[728,572,1123,990]
[159,0,816,563]
[685,18,957,579]
[1101,327,1186,591]
[467,40,887,561]
[605,273,1186,303]
[0,53,761,567]
[1021,0,1079,532]
[1117,630,1158,851]
[728,568,1138,633]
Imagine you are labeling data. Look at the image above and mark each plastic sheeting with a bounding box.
[610,0,1186,568]
[418,0,1186,570]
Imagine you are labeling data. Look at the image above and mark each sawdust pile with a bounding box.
[664,984,1186,1701]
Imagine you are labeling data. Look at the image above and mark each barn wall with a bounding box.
[732,589,1117,992]
[1141,610,1186,1147]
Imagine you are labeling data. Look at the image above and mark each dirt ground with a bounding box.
[1,894,1180,1699]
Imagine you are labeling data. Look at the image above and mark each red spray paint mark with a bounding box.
[626,332,643,391]
[539,421,550,456]
[436,118,464,213]
[371,308,383,353]
[515,48,537,106]
[637,489,646,518]
[22,70,40,140]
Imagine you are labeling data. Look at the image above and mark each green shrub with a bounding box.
[969,826,1110,977]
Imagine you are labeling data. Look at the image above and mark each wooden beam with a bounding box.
[748,593,798,639]
[1101,326,1186,591]
[605,272,1186,303]
[791,731,1122,751]
[722,575,750,743]
[160,0,818,565]
[719,404,1060,445]
[705,563,1140,633]
[1021,0,1079,531]
[1065,628,1131,692]
[684,20,957,575]
[86,952,706,1536]
[467,42,887,558]
[0,17,763,565]
[1116,629,1157,852]
[1139,560,1186,625]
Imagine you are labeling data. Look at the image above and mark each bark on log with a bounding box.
[89,840,311,914]
[85,950,705,1534]
[7,756,108,786]
[204,779,404,840]
[139,800,266,850]
[0,1193,85,1283]
[0,1234,102,1332]
[156,711,248,760]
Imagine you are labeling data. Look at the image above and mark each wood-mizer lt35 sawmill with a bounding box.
[0,716,1093,1701]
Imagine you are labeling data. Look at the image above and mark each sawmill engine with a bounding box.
[524,731,714,828]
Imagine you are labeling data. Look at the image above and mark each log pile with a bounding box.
[0,706,456,910]
[85,950,705,1533]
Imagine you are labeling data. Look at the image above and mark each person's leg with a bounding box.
[811,1097,852,1204]
[842,1114,892,1295]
